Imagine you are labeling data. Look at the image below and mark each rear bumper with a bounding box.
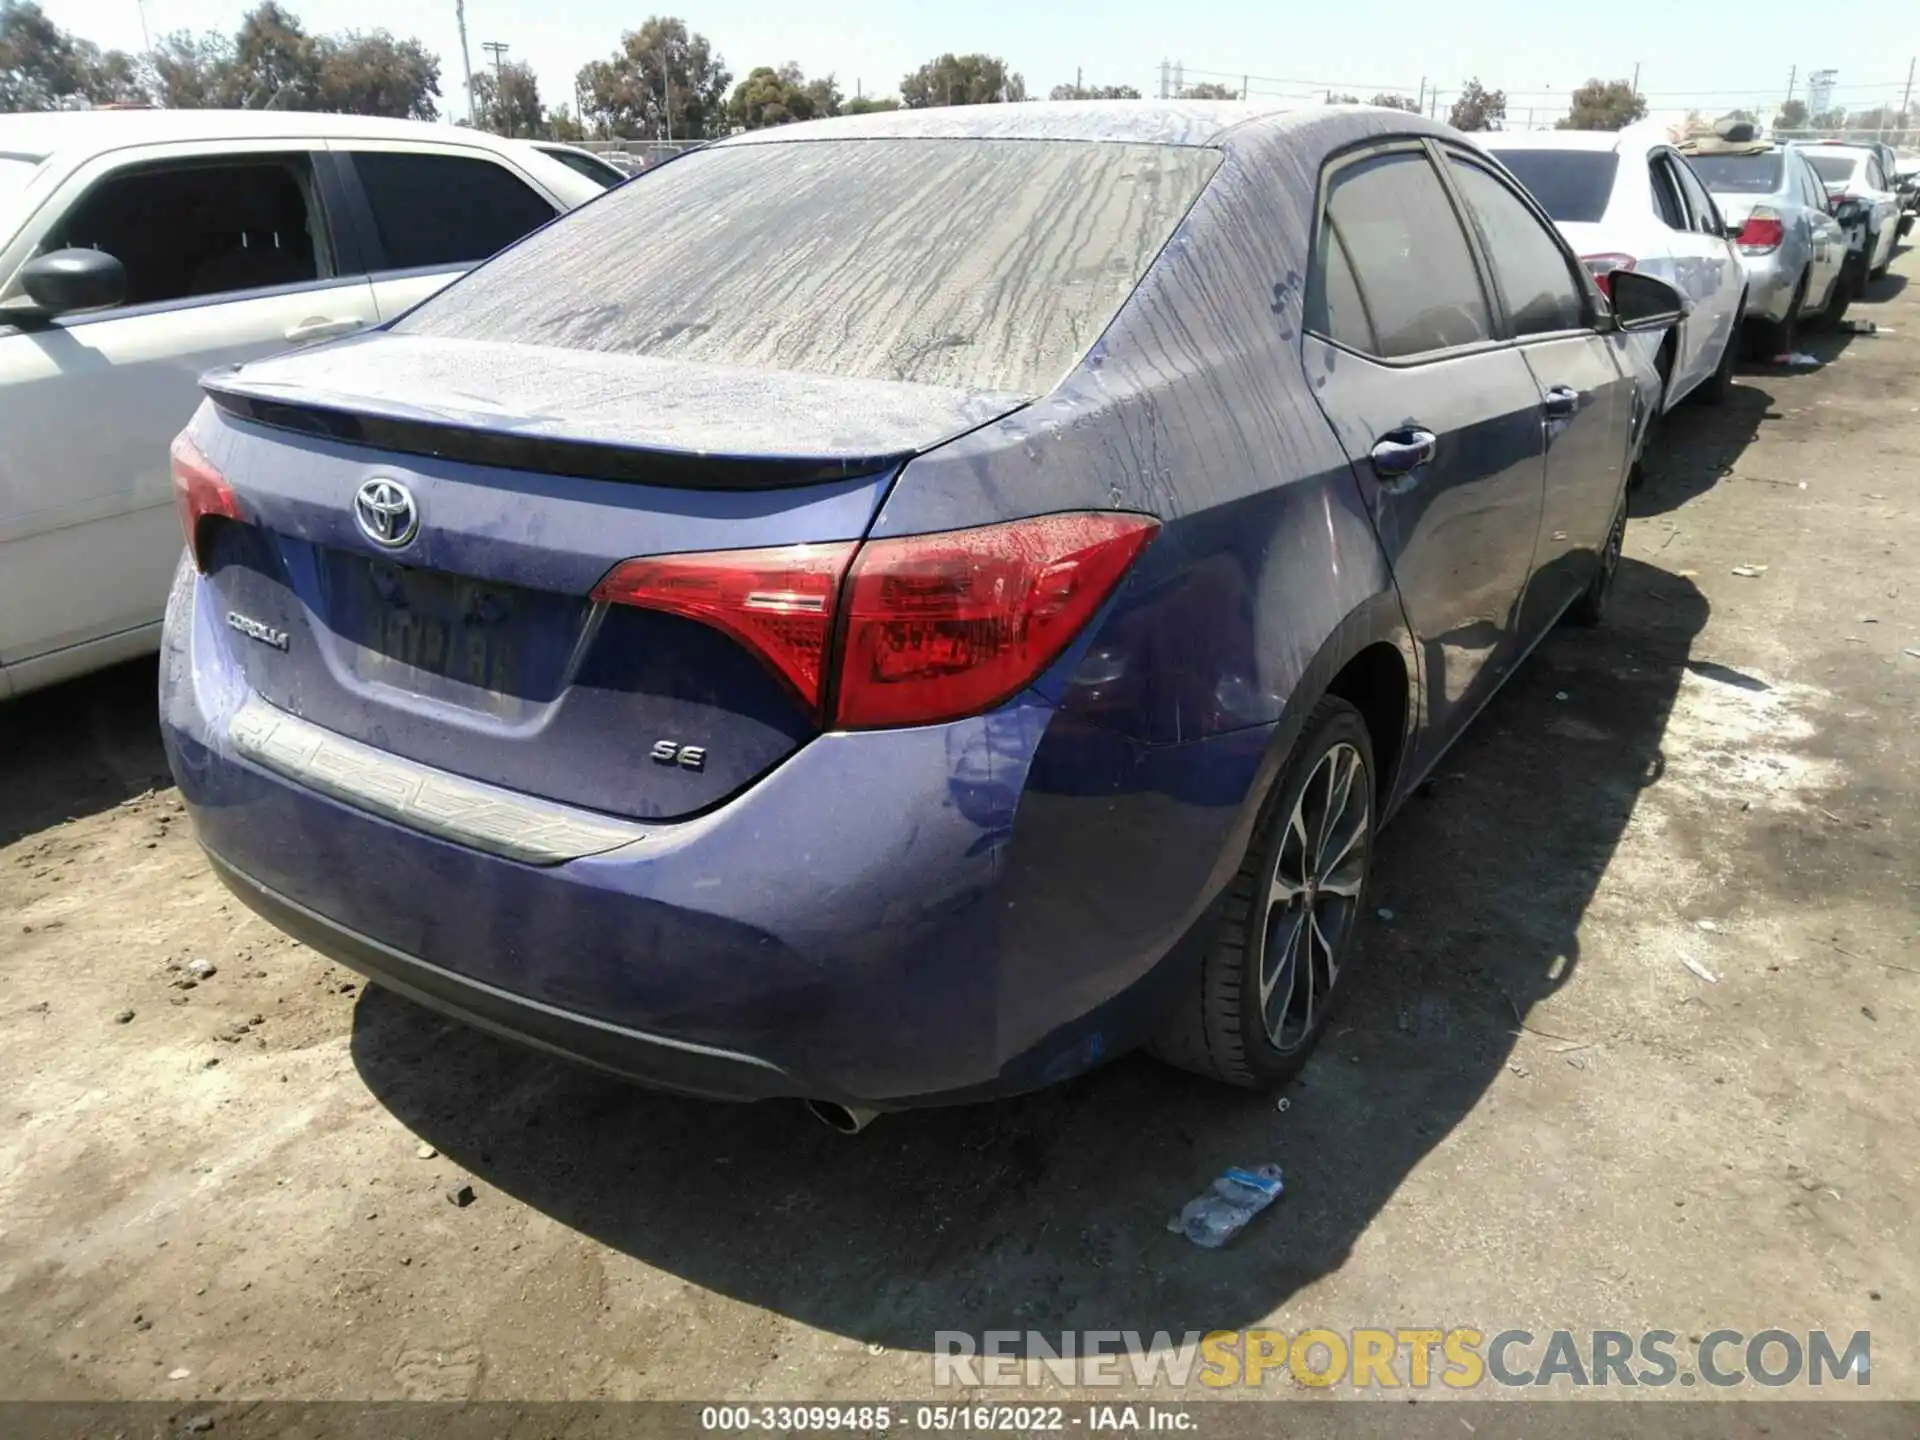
[1735,250,1797,323]
[209,851,812,1102]
[162,563,1270,1106]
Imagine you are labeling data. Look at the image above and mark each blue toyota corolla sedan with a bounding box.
[160,103,1683,1129]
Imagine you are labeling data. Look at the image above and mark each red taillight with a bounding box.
[591,541,857,713]
[1580,253,1637,298]
[834,512,1158,730]
[589,511,1158,729]
[169,430,242,571]
[1736,208,1785,253]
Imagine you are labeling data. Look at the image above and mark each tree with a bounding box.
[146,28,232,108]
[1812,108,1846,129]
[1178,81,1238,100]
[1326,92,1359,105]
[900,53,1024,107]
[472,58,539,135]
[1049,81,1140,101]
[844,94,899,114]
[1449,77,1506,131]
[219,2,320,109]
[577,16,731,140]
[544,103,586,141]
[1557,78,1644,131]
[1,0,142,109]
[1370,92,1420,112]
[316,31,439,119]
[728,61,839,129]
[1773,98,1809,132]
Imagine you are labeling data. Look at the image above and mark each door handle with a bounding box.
[285,316,366,344]
[1542,384,1580,418]
[1369,426,1437,480]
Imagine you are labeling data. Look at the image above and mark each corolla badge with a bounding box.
[353,478,419,549]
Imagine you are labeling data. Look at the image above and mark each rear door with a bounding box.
[1441,145,1632,634]
[329,144,568,322]
[1650,149,1737,395]
[1670,154,1743,365]
[0,142,373,673]
[1301,142,1547,774]
[1794,153,1847,305]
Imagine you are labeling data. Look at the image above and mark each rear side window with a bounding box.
[1446,157,1588,337]
[1649,159,1688,229]
[1806,154,1856,185]
[1308,149,1491,359]
[1685,152,1784,195]
[538,146,624,187]
[350,151,556,271]
[1671,159,1722,234]
[397,139,1220,396]
[1483,149,1619,224]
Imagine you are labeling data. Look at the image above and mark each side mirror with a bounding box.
[17,248,127,318]
[1609,269,1687,333]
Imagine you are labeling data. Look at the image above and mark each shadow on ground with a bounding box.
[0,657,168,850]
[1631,373,1785,518]
[353,557,1709,1349]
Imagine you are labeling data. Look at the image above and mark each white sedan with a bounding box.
[0,110,603,700]
[1485,125,1746,415]
[1800,142,1903,282]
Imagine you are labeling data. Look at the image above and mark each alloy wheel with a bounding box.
[1259,741,1370,1052]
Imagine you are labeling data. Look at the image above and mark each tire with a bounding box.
[1151,696,1376,1089]
[1695,295,1744,404]
[1745,272,1807,356]
[1815,260,1855,328]
[1564,487,1627,629]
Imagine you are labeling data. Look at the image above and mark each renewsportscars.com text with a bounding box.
[932,1328,1870,1390]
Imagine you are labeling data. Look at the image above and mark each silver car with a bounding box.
[1677,130,1849,354]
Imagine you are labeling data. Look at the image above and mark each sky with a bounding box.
[39,0,1920,127]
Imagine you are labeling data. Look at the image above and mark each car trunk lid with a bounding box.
[190,336,1031,823]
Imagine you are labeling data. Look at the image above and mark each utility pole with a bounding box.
[1076,66,1082,95]
[1240,74,1248,100]
[1416,77,1425,113]
[480,40,509,134]
[1630,62,1640,99]
[1159,59,1169,101]
[1902,56,1915,132]
[454,0,475,126]
[1784,64,1796,106]
[1173,60,1183,99]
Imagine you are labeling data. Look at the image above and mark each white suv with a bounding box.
[0,110,604,699]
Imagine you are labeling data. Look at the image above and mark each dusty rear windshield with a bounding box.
[1806,154,1859,184]
[1486,149,1619,223]
[1686,152,1784,194]
[396,138,1220,396]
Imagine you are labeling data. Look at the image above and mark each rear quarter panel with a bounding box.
[868,122,1428,1070]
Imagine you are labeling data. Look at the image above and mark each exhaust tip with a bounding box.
[805,1099,879,1134]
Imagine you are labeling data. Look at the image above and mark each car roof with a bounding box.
[713,99,1435,152]
[0,108,532,164]
[1478,129,1633,154]
[1805,141,1873,160]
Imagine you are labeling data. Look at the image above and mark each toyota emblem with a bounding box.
[353,478,419,549]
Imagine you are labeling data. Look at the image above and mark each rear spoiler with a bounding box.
[202,380,914,490]
[200,333,1032,492]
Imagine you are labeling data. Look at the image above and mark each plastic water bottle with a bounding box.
[1167,1164,1285,1248]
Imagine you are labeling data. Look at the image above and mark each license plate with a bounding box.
[350,561,521,694]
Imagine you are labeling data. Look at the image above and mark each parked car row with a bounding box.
[1480,118,1906,382]
[0,110,608,699]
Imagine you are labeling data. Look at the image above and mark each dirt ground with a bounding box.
[2,251,1916,1409]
